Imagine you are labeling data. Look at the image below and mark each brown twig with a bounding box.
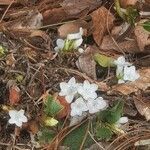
[0,0,15,23]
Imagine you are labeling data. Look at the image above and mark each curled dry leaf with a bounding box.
[91,6,115,47]
[108,68,150,95]
[58,20,88,39]
[56,96,70,119]
[76,46,97,80]
[134,20,150,52]
[134,97,150,121]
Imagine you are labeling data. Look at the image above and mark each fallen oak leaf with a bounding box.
[134,96,150,121]
[108,68,150,95]
[91,6,115,47]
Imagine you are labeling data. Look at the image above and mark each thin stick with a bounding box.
[0,0,15,23]
[88,131,105,150]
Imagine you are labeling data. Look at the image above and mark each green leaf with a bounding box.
[38,128,55,144]
[142,21,150,32]
[125,6,139,25]
[115,0,139,25]
[44,96,63,116]
[96,126,113,140]
[100,100,124,124]
[115,0,125,20]
[0,45,7,57]
[94,53,114,67]
[63,121,93,150]
[63,39,75,52]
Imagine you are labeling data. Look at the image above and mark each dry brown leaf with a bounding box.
[120,0,138,8]
[27,30,52,51]
[91,6,115,47]
[76,46,97,80]
[3,10,43,29]
[58,20,88,39]
[61,0,102,16]
[42,0,102,25]
[134,20,150,52]
[134,97,150,121]
[5,53,16,67]
[0,0,12,5]
[27,120,39,134]
[9,85,21,105]
[56,96,70,119]
[109,68,150,95]
[100,35,140,53]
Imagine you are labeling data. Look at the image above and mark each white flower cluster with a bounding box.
[114,56,140,84]
[54,27,84,53]
[59,77,107,116]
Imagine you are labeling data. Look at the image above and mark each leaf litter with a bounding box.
[0,0,150,150]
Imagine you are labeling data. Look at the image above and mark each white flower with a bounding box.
[59,77,79,103]
[87,97,108,114]
[114,56,131,76]
[77,80,98,100]
[78,48,84,53]
[54,39,65,52]
[74,38,83,49]
[115,117,128,127]
[67,27,83,40]
[55,27,83,52]
[118,117,128,124]
[8,109,28,127]
[70,97,88,116]
[123,66,140,82]
[118,79,125,84]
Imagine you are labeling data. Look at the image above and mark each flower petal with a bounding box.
[68,77,76,85]
[9,110,16,117]
[90,84,98,91]
[9,118,15,124]
[65,95,74,103]
[56,39,65,49]
[21,115,28,123]
[118,117,128,124]
[15,121,23,127]
[74,38,83,49]
[54,46,60,52]
[19,109,25,115]
[78,48,84,53]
